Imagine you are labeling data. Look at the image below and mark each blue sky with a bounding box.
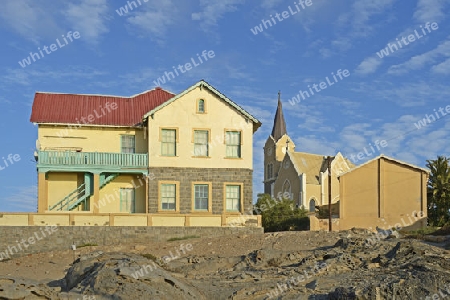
[0,0,449,211]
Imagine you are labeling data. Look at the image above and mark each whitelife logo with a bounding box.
[289,69,350,106]
[0,154,21,172]
[414,105,450,130]
[152,50,215,87]
[56,102,118,138]
[376,22,438,58]
[250,0,313,35]
[18,31,81,68]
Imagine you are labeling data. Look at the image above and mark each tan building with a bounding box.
[29,80,262,226]
[264,97,428,231]
[335,155,429,231]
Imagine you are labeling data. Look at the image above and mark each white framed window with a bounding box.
[194,130,209,156]
[121,135,135,153]
[120,188,135,213]
[225,185,241,212]
[161,129,176,156]
[194,184,209,210]
[161,183,176,210]
[225,131,241,158]
[197,99,205,113]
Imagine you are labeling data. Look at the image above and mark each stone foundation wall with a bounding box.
[148,167,253,214]
[0,226,263,260]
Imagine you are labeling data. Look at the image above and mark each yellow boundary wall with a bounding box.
[0,213,262,227]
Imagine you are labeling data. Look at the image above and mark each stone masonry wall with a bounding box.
[0,226,263,260]
[148,168,253,214]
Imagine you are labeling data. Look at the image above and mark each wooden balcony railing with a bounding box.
[38,151,148,168]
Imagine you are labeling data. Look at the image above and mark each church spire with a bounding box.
[271,91,287,141]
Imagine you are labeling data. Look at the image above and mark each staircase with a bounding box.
[49,173,119,211]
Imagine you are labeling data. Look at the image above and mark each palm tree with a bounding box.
[426,156,450,226]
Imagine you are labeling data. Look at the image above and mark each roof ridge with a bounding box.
[35,88,175,99]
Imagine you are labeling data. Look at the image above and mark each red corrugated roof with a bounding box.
[30,87,175,127]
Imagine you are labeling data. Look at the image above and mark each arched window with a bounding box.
[197,99,205,113]
[309,198,316,212]
[282,179,291,198]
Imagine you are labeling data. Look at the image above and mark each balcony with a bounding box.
[37,151,148,173]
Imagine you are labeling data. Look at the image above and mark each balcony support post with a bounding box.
[93,173,100,213]
[38,171,48,213]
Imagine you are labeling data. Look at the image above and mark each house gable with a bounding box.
[146,83,258,169]
[143,80,261,132]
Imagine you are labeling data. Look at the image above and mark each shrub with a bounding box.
[254,193,309,232]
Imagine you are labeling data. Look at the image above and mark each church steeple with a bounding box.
[271,91,287,141]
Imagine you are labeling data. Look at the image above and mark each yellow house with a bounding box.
[31,80,262,221]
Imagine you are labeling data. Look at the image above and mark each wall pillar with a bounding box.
[92,174,100,213]
[378,158,385,218]
[421,171,427,216]
[145,175,149,213]
[37,172,48,213]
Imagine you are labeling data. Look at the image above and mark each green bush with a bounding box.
[254,193,309,232]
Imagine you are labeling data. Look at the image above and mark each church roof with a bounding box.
[288,152,327,184]
[271,93,287,141]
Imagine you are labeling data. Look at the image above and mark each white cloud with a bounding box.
[125,0,177,42]
[414,0,448,23]
[352,80,450,107]
[3,185,37,212]
[64,0,109,43]
[388,39,450,75]
[355,57,383,75]
[0,0,61,44]
[1,66,108,86]
[351,0,396,31]
[260,0,284,10]
[192,0,244,32]
[431,58,450,74]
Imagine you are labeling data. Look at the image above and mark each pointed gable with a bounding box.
[271,92,287,141]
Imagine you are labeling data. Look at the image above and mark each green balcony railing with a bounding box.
[38,151,148,168]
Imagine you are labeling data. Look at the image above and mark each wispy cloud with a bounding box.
[125,0,177,43]
[431,57,450,74]
[355,56,383,75]
[1,66,108,86]
[352,80,450,107]
[64,0,109,44]
[414,0,448,23]
[349,0,397,37]
[192,0,244,33]
[388,38,450,75]
[0,0,61,44]
[3,185,37,212]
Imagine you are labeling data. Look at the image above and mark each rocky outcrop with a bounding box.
[0,230,449,299]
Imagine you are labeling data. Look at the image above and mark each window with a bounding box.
[161,129,176,156]
[282,179,292,199]
[121,135,135,153]
[225,185,241,212]
[194,184,209,210]
[161,183,176,210]
[194,130,209,156]
[267,163,273,179]
[309,199,316,212]
[225,131,241,158]
[120,188,135,213]
[197,99,205,113]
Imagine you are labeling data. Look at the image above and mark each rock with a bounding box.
[0,277,61,299]
[134,245,146,251]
